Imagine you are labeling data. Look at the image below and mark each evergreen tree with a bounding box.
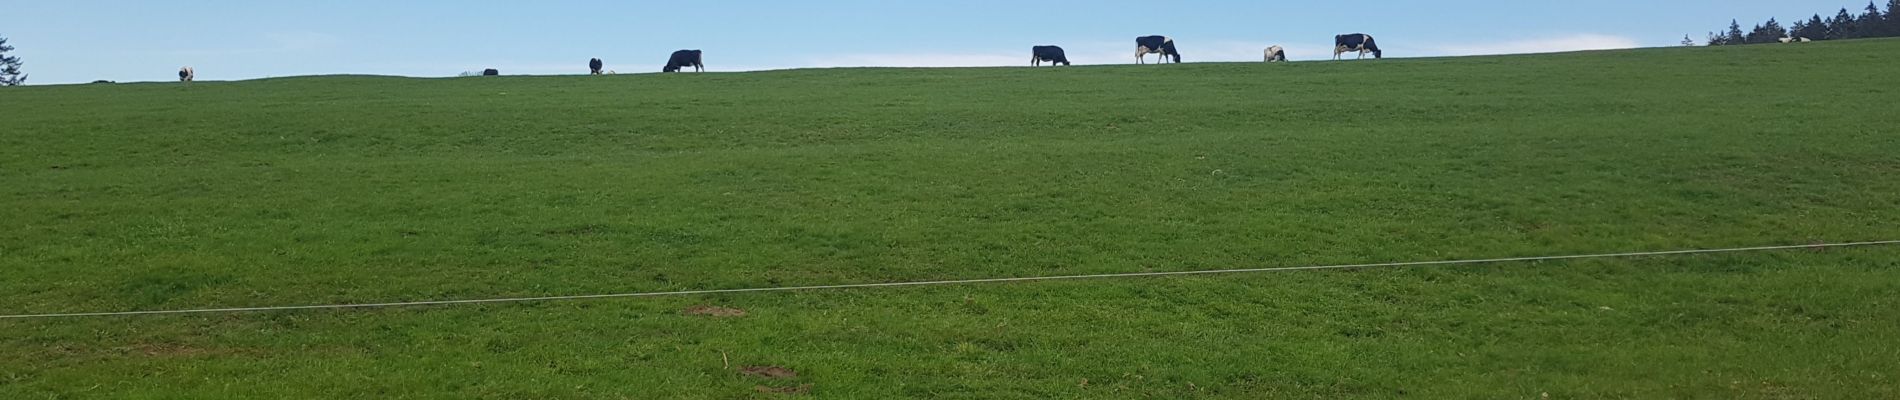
[1830,8,1857,39]
[0,36,25,86]
[1724,19,1746,44]
[1859,1,1886,37]
[1681,35,1696,46]
[1753,18,1789,43]
[1802,14,1830,39]
[1888,0,1900,36]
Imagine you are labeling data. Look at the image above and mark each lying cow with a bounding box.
[1264,45,1287,62]
[1334,33,1383,60]
[1136,36,1181,64]
[1032,45,1071,66]
[482,68,500,76]
[664,50,704,73]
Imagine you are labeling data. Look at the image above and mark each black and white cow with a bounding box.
[589,58,604,75]
[1136,36,1181,64]
[1334,34,1382,60]
[178,67,195,82]
[1264,45,1287,62]
[664,50,704,73]
[1032,46,1071,66]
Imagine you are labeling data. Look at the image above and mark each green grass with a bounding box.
[4,39,1899,398]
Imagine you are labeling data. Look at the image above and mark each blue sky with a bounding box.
[4,0,1863,84]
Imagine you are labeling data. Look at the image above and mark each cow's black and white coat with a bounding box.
[1032,46,1071,66]
[1136,36,1181,64]
[1334,33,1382,60]
[1264,45,1287,62]
[589,58,604,75]
[178,67,194,82]
[664,50,704,73]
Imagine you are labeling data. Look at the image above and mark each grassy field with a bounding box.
[3,38,1899,398]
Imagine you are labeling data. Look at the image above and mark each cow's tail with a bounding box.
[1366,36,1383,59]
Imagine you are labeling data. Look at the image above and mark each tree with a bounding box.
[1766,18,1789,40]
[1858,1,1886,37]
[1799,14,1830,39]
[0,36,24,86]
[1830,8,1857,39]
[1888,0,1900,36]
[1716,19,1746,45]
[1746,18,1788,43]
[1681,35,1696,46]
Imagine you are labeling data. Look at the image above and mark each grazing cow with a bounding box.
[589,58,604,75]
[663,50,704,73]
[482,68,500,76]
[1032,45,1071,66]
[178,67,195,82]
[1333,33,1383,60]
[1264,45,1287,62]
[1135,36,1181,64]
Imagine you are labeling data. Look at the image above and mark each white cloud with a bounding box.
[1421,34,1640,57]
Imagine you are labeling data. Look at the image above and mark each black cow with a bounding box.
[1031,46,1071,66]
[482,68,500,76]
[1136,36,1181,64]
[663,50,704,73]
[589,58,604,75]
[1334,34,1383,60]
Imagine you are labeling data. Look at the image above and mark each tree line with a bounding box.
[1,36,24,86]
[1706,1,1900,45]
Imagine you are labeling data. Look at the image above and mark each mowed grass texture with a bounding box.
[3,39,1899,398]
